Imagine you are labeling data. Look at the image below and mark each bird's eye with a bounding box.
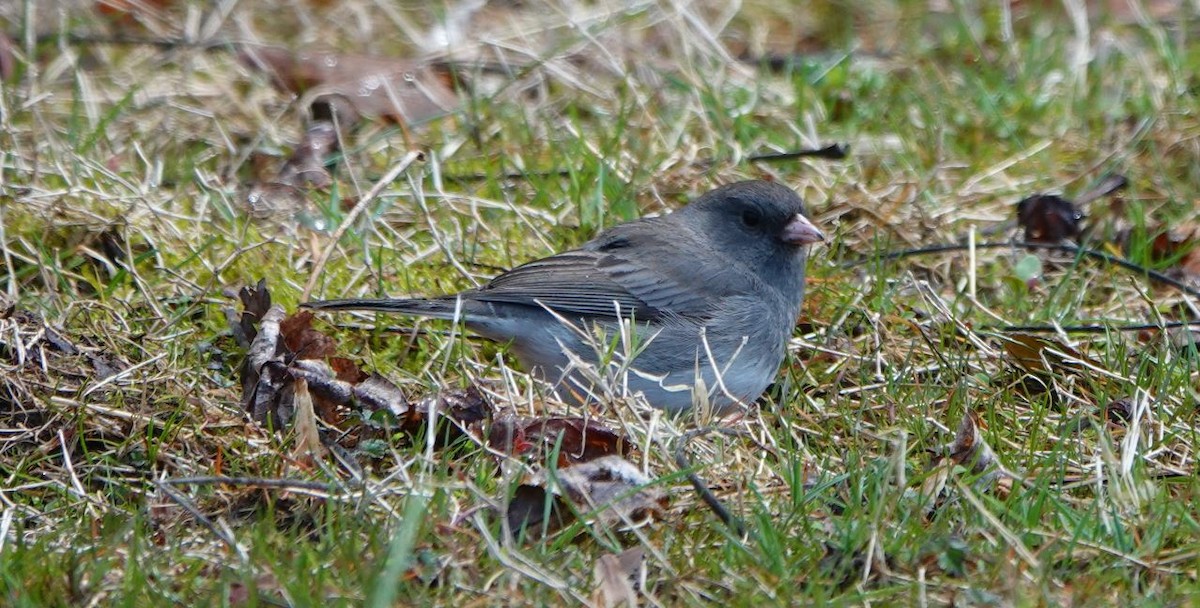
[741,208,762,228]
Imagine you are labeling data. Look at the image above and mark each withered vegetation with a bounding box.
[3,1,1200,605]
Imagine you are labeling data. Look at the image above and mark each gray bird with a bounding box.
[304,180,823,413]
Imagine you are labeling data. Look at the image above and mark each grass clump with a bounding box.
[3,1,1200,605]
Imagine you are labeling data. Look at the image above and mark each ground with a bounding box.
[2,1,1200,606]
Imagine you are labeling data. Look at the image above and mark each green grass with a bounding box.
[3,1,1200,605]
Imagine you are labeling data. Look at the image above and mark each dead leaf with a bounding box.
[997,332,1088,378]
[1074,174,1128,206]
[243,120,342,228]
[238,79,403,232]
[944,411,998,475]
[328,356,366,383]
[592,547,643,608]
[227,582,250,606]
[280,310,337,360]
[244,360,294,429]
[1013,174,1125,244]
[350,373,409,418]
[94,0,174,28]
[1016,194,1083,243]
[918,457,952,517]
[406,386,494,447]
[1150,224,1200,288]
[227,279,273,348]
[242,182,314,225]
[919,411,1008,517]
[1102,397,1135,425]
[489,415,631,467]
[226,573,283,607]
[290,378,327,465]
[230,281,492,450]
[276,121,339,189]
[547,456,666,527]
[245,305,287,375]
[505,484,570,536]
[506,456,665,538]
[413,386,491,427]
[238,46,461,125]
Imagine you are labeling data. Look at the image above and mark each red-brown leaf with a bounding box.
[489,416,631,467]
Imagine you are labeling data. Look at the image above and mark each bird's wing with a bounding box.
[465,242,738,321]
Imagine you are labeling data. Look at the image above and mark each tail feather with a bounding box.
[302,297,469,321]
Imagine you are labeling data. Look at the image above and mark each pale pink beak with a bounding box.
[781,213,825,245]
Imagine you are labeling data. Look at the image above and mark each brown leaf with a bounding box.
[945,411,999,476]
[227,574,282,607]
[229,282,495,450]
[413,386,492,426]
[245,360,294,428]
[998,332,1087,378]
[280,310,336,360]
[290,360,347,425]
[1074,174,1128,206]
[227,582,250,606]
[245,305,287,375]
[1150,224,1200,287]
[489,416,631,467]
[328,356,366,383]
[242,182,314,225]
[555,456,666,528]
[919,411,1007,517]
[1102,397,1135,425]
[592,547,643,608]
[233,288,298,426]
[351,374,410,418]
[505,484,570,536]
[506,456,665,538]
[275,121,339,190]
[405,386,493,447]
[238,46,461,125]
[228,279,272,348]
[1016,194,1083,243]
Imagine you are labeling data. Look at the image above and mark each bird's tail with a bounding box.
[301,297,470,322]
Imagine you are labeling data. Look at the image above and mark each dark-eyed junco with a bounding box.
[305,180,823,413]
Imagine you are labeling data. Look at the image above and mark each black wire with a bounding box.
[846,241,1200,299]
[674,427,749,537]
[844,241,1200,333]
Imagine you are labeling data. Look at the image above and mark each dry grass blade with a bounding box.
[302,150,423,300]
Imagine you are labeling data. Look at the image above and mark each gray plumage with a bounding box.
[304,180,823,413]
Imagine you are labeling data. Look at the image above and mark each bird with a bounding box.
[304,180,824,413]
